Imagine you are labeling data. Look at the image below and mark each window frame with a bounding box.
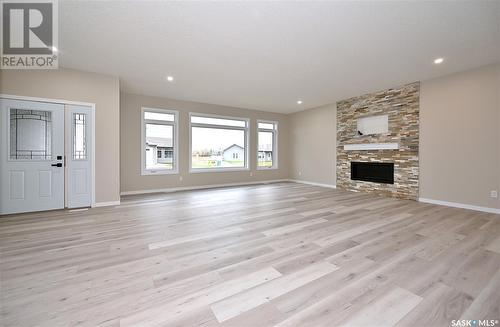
[257,119,278,170]
[189,112,250,173]
[141,107,179,175]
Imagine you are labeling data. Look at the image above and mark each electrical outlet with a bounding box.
[490,190,498,198]
[250,172,253,177]
[179,176,183,181]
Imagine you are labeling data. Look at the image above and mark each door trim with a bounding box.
[0,94,96,208]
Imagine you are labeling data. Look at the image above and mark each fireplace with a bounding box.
[351,162,394,184]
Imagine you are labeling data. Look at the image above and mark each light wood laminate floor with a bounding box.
[1,182,499,327]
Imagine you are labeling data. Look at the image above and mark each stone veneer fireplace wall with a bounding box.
[336,82,420,200]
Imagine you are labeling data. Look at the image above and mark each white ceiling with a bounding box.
[59,1,500,114]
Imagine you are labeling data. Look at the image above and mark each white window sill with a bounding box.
[257,166,278,170]
[189,167,250,174]
[141,169,179,176]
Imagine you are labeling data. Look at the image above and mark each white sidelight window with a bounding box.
[190,113,249,172]
[257,120,278,169]
[141,107,178,175]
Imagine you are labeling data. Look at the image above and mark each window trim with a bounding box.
[141,107,179,175]
[189,112,250,173]
[257,119,278,170]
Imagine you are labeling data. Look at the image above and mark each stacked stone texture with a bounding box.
[336,82,420,200]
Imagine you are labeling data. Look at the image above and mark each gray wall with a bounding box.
[1,64,497,210]
[289,64,500,209]
[289,104,336,186]
[120,92,290,193]
[0,68,121,204]
[419,64,500,209]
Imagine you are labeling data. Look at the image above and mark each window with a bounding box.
[9,109,52,160]
[73,113,87,160]
[190,113,249,172]
[141,108,178,175]
[257,120,278,169]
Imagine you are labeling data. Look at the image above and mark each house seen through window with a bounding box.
[190,114,248,170]
[142,108,178,174]
[257,121,278,169]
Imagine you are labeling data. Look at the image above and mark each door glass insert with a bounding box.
[10,108,52,160]
[73,113,87,160]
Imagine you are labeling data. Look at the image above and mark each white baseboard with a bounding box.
[120,179,290,196]
[288,179,337,189]
[419,198,500,215]
[92,200,121,207]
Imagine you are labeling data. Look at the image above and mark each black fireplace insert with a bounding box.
[351,162,394,184]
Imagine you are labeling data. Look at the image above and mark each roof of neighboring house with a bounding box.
[222,144,244,153]
[146,136,172,148]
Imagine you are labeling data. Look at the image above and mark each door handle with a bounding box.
[51,163,63,167]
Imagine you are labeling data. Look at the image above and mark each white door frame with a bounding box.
[0,94,96,208]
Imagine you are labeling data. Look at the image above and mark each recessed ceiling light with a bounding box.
[434,57,444,64]
[297,100,303,105]
[166,76,174,82]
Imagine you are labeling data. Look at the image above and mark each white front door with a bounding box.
[65,105,92,208]
[0,99,65,214]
